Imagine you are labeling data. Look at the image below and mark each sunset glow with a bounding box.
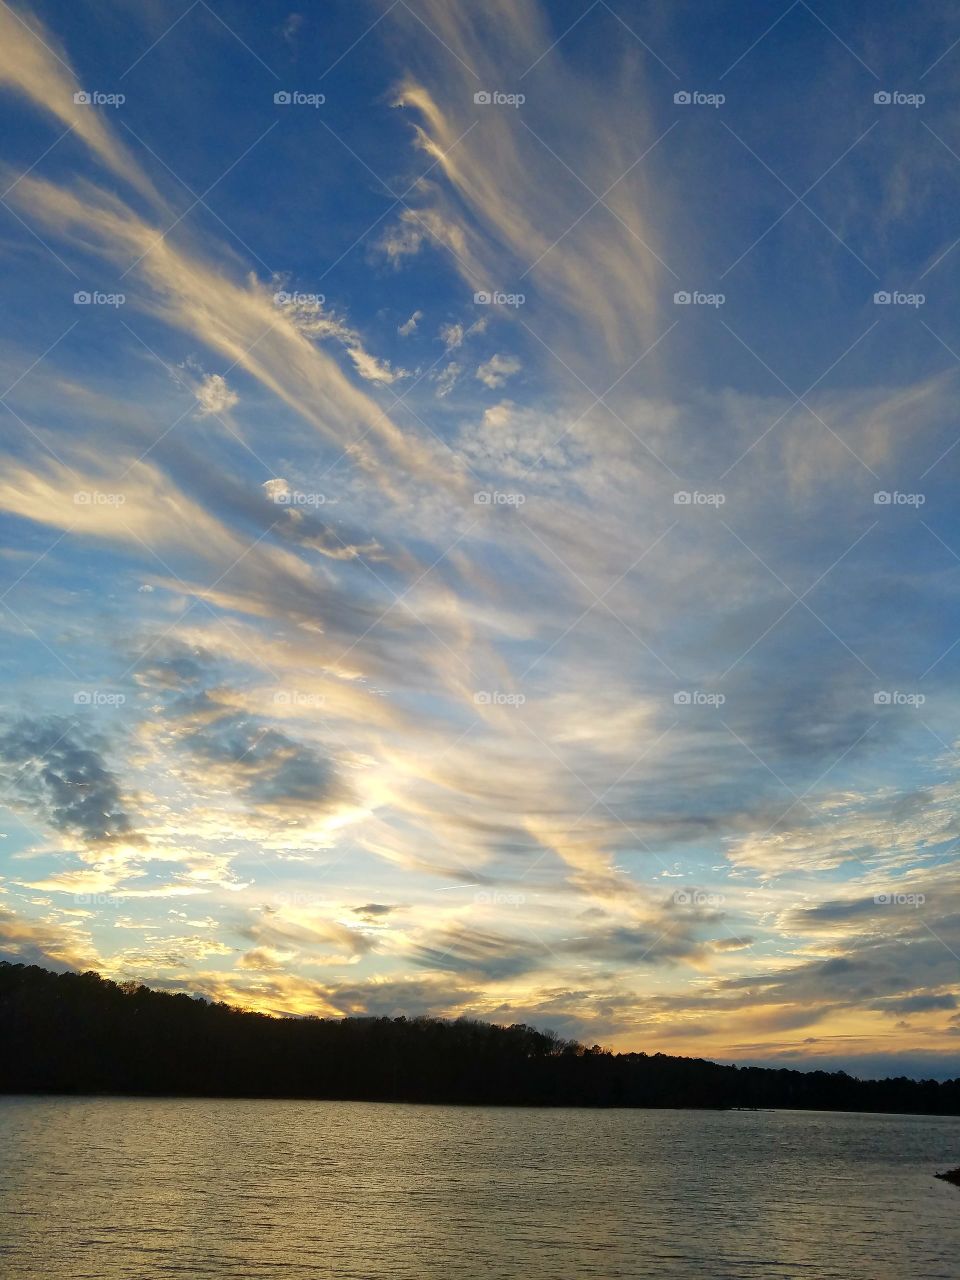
[1,0,959,1081]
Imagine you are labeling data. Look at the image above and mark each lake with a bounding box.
[1,1098,958,1278]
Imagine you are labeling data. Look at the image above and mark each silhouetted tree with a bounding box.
[1,962,957,1113]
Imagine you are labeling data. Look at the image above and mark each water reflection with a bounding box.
[1,1099,959,1279]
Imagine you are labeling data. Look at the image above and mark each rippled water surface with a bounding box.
[1,1098,959,1278]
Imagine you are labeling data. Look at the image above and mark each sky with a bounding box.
[0,0,959,1080]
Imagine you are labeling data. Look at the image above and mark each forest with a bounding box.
[2,961,958,1114]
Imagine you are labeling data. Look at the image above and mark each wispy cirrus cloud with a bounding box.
[0,0,958,1073]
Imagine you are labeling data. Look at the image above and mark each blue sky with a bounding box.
[1,0,960,1077]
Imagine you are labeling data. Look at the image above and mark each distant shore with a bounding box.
[4,963,960,1116]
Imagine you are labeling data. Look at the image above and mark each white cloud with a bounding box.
[476,354,521,389]
[346,346,408,385]
[439,317,487,351]
[398,310,423,337]
[262,478,291,503]
[0,4,155,202]
[196,373,239,416]
[377,216,426,264]
[439,322,465,350]
[280,295,408,384]
[433,361,461,398]
[385,2,664,368]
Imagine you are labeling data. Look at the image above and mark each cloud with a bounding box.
[476,354,521,389]
[562,922,709,968]
[155,695,348,817]
[439,317,486,351]
[872,994,957,1016]
[281,13,304,47]
[384,0,665,362]
[411,924,543,981]
[265,293,411,384]
[195,373,239,416]
[2,0,960,1075]
[432,361,461,397]
[0,906,98,971]
[168,967,481,1019]
[0,3,156,201]
[439,322,465,351]
[240,904,379,965]
[346,345,408,385]
[113,933,234,970]
[0,717,139,846]
[376,213,428,264]
[7,175,450,492]
[732,778,960,877]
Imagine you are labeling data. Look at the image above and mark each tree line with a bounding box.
[2,961,958,1113]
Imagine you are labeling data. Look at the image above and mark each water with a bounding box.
[1,1099,958,1279]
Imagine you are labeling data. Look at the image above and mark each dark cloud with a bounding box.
[563,924,707,968]
[412,926,543,980]
[872,993,958,1016]
[142,433,387,565]
[412,916,711,983]
[237,947,288,972]
[722,666,884,768]
[719,930,960,1012]
[137,654,349,818]
[0,716,139,845]
[133,645,212,688]
[787,897,886,928]
[317,976,481,1019]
